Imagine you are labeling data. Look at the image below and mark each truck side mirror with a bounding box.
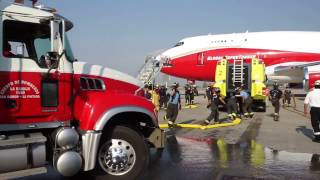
[45,51,59,69]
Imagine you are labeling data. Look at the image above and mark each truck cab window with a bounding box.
[3,20,51,68]
[4,41,29,57]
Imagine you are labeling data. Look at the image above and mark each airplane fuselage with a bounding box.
[159,31,320,83]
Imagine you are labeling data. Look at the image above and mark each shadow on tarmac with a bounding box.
[296,125,314,140]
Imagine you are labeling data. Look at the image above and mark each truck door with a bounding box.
[0,19,72,126]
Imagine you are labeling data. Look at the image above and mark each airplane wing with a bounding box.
[273,61,320,73]
[269,61,320,82]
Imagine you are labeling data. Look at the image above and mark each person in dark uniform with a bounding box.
[184,84,191,105]
[164,83,181,127]
[226,92,238,120]
[240,87,254,118]
[204,88,226,125]
[159,85,168,109]
[235,87,243,116]
[269,82,283,121]
[304,80,320,142]
[189,86,195,105]
[144,84,151,100]
[193,85,198,96]
[283,86,292,107]
[205,85,213,103]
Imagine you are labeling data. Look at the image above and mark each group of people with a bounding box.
[184,84,198,105]
[204,85,254,125]
[149,79,320,144]
[144,84,169,111]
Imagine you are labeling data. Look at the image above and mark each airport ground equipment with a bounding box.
[214,58,267,111]
[0,2,165,179]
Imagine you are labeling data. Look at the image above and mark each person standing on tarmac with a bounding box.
[159,85,168,109]
[204,88,226,125]
[304,80,320,142]
[239,86,254,118]
[283,86,292,107]
[235,87,244,116]
[226,92,238,120]
[151,85,160,112]
[205,84,213,103]
[269,82,283,121]
[164,83,181,128]
[185,84,191,105]
[189,86,195,105]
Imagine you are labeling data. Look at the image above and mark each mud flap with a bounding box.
[148,128,166,148]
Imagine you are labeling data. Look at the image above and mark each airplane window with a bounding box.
[174,41,184,47]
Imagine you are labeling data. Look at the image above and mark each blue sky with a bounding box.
[41,0,320,76]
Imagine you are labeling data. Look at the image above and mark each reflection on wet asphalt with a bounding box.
[141,118,320,180]
[141,135,320,180]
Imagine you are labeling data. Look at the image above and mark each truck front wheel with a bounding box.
[94,126,149,180]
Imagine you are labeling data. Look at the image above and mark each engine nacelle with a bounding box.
[304,65,320,90]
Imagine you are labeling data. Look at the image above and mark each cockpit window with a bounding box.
[174,41,184,47]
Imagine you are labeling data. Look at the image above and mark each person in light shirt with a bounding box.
[304,80,320,143]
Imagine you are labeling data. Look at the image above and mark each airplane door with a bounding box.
[197,52,205,65]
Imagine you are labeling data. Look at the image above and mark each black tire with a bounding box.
[261,102,266,112]
[92,126,149,180]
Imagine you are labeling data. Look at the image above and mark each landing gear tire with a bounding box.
[92,126,149,180]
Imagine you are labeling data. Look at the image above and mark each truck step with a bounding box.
[0,167,47,180]
[0,132,46,147]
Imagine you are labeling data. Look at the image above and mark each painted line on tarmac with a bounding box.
[182,104,199,109]
[159,118,241,130]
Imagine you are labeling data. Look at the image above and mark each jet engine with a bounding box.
[304,65,320,90]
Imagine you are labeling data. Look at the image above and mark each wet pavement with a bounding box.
[141,134,320,180]
[141,114,320,180]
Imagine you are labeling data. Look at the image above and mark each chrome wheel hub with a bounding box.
[99,139,136,176]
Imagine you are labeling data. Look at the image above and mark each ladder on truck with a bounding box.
[232,59,244,87]
[135,55,166,94]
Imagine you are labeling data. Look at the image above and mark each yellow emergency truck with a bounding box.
[214,58,267,111]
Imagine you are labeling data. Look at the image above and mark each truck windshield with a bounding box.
[3,20,75,66]
[65,35,75,62]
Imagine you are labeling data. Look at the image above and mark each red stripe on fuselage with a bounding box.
[161,48,320,81]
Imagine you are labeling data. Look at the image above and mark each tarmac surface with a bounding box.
[17,90,320,180]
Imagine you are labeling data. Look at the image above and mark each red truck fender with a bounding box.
[74,93,158,131]
[94,106,157,131]
[75,93,160,171]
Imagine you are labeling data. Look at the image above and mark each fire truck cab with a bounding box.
[0,1,165,179]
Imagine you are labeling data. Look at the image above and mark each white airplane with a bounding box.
[157,31,320,89]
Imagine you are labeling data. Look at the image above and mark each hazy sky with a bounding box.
[41,0,320,76]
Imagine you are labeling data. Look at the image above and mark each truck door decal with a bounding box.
[0,80,40,99]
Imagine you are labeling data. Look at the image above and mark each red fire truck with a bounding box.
[0,1,165,179]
